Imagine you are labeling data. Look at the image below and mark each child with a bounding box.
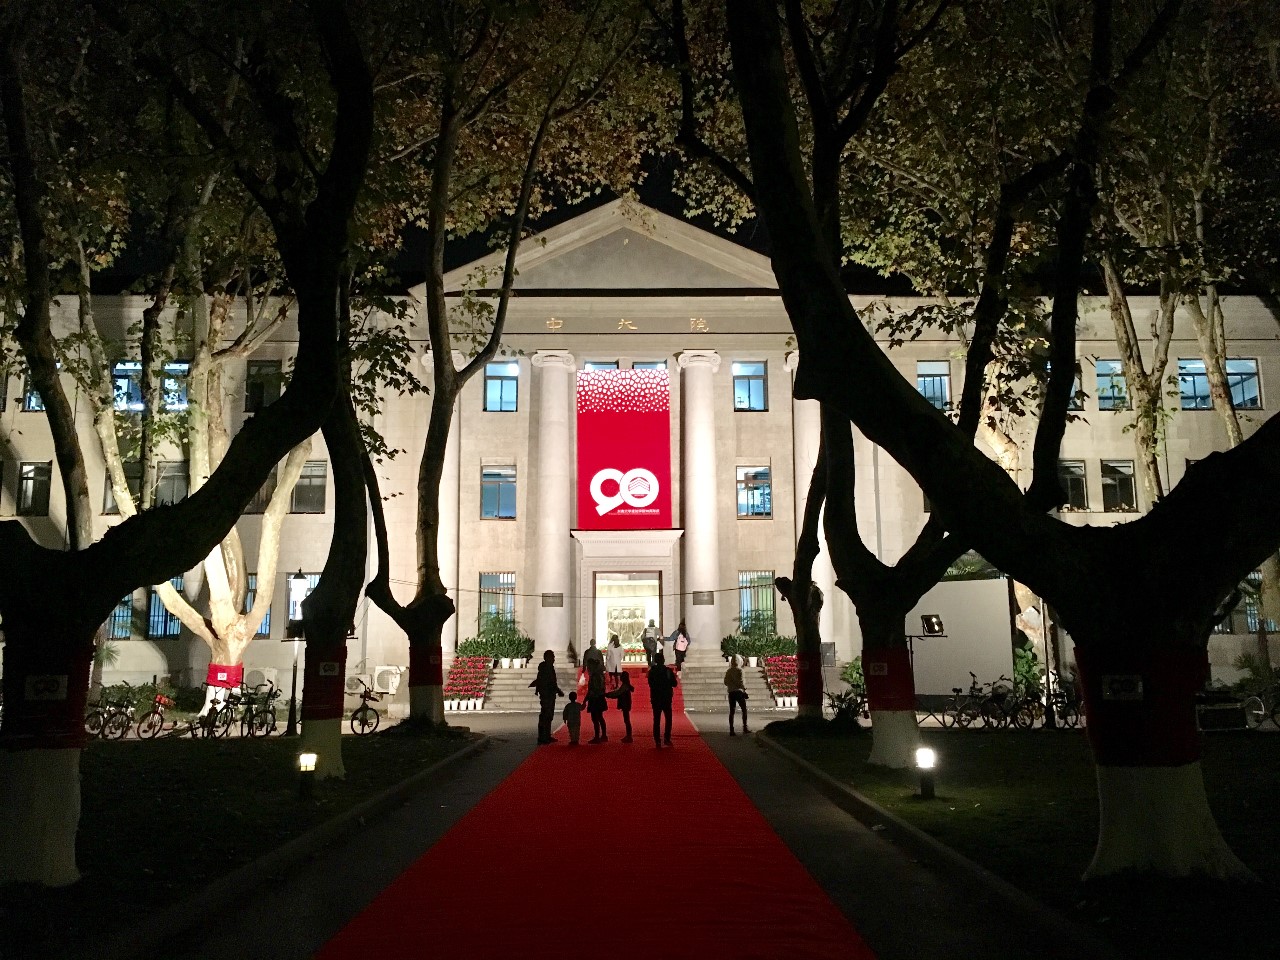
[605,671,635,742]
[562,691,584,745]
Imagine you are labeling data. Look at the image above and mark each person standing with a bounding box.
[562,692,584,745]
[724,655,749,735]
[648,651,678,747]
[585,657,609,743]
[641,619,660,667]
[605,634,624,688]
[581,637,604,686]
[671,620,691,672]
[605,671,635,742]
[528,650,565,745]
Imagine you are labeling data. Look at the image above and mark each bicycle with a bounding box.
[241,681,282,737]
[203,684,251,738]
[1242,684,1280,729]
[944,673,985,728]
[136,693,207,739]
[349,678,382,735]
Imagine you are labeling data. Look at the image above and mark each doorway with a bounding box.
[593,571,661,650]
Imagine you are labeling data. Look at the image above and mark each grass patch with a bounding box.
[1,729,478,957]
[782,728,1280,960]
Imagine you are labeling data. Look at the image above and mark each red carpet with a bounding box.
[316,665,875,959]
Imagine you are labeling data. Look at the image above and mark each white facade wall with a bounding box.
[2,203,1276,687]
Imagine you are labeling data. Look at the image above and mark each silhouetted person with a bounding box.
[642,619,659,667]
[670,620,691,671]
[563,692,583,745]
[605,634,624,688]
[605,671,635,742]
[528,650,564,745]
[648,651,678,747]
[724,656,749,735]
[581,637,604,686]
[585,657,609,742]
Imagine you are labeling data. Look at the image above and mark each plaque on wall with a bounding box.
[692,591,714,605]
[541,593,564,607]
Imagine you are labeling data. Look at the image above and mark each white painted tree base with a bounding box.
[410,684,444,725]
[0,749,82,887]
[299,717,345,780]
[1087,763,1255,880]
[866,709,919,769]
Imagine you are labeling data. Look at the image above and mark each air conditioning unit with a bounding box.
[374,665,404,695]
[345,673,372,696]
[245,667,278,691]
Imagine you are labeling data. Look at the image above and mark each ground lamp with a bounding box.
[285,569,308,736]
[298,752,317,800]
[915,746,937,800]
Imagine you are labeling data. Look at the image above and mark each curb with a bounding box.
[93,734,491,960]
[756,732,1126,960]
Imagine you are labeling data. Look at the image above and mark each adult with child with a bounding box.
[528,650,565,745]
[605,634,624,688]
[648,651,678,747]
[585,657,609,743]
[724,655,749,735]
[605,671,635,742]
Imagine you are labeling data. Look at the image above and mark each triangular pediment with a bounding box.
[436,200,775,294]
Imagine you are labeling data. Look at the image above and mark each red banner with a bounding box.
[576,370,671,530]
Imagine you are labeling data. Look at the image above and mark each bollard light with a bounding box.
[298,752,318,800]
[915,746,937,800]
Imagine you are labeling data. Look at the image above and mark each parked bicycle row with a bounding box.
[941,672,1083,729]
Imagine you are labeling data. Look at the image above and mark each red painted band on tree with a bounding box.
[205,663,244,689]
[409,644,444,686]
[301,644,347,722]
[797,646,824,706]
[864,647,916,712]
[2,650,93,750]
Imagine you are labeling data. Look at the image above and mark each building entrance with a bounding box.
[593,572,661,654]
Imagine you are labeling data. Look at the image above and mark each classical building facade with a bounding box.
[2,201,1276,694]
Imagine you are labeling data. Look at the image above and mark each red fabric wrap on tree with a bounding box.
[863,647,916,712]
[301,644,347,722]
[205,663,244,689]
[2,649,94,750]
[797,646,823,708]
[409,643,444,686]
[1075,644,1207,767]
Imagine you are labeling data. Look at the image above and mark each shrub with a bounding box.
[839,656,864,690]
[1013,639,1041,696]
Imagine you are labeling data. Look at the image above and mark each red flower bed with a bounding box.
[444,656,492,700]
[764,655,798,697]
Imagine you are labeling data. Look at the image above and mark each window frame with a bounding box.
[480,464,517,519]
[245,466,279,514]
[731,361,768,412]
[483,361,520,412]
[154,460,188,506]
[738,570,776,628]
[290,461,328,514]
[17,461,52,516]
[479,571,516,626]
[916,360,951,411]
[632,360,668,370]
[147,576,185,639]
[1057,459,1088,512]
[1095,359,1129,411]
[22,373,43,412]
[245,573,272,638]
[582,360,620,371]
[735,466,773,518]
[244,359,283,414]
[103,461,143,514]
[1100,460,1137,513]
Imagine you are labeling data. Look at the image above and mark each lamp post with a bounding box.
[298,752,317,801]
[285,570,308,737]
[915,746,937,800]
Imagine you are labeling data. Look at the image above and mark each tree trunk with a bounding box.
[406,600,452,724]
[858,602,919,769]
[1072,630,1253,880]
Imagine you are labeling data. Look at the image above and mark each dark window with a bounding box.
[583,361,619,371]
[483,361,519,412]
[107,593,134,639]
[916,361,950,411]
[736,466,772,517]
[1101,460,1137,513]
[147,576,184,639]
[481,465,517,519]
[155,461,188,505]
[0,372,7,412]
[732,361,768,411]
[290,461,327,514]
[245,467,279,514]
[479,571,515,624]
[103,462,143,514]
[1057,460,1088,511]
[1096,360,1129,411]
[738,570,775,627]
[23,373,43,412]
[162,362,190,411]
[18,461,51,515]
[245,573,272,637]
[245,360,283,413]
[632,361,667,370]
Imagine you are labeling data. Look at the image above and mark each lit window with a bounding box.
[288,573,322,622]
[484,361,519,412]
[633,361,667,370]
[245,359,282,413]
[23,373,43,412]
[245,573,272,637]
[290,461,327,514]
[1057,460,1088,511]
[1101,460,1136,513]
[479,572,515,623]
[103,462,143,514]
[738,570,775,629]
[1096,360,1128,411]
[112,361,189,412]
[481,465,517,519]
[17,461,51,516]
[732,362,767,411]
[583,361,619,371]
[107,593,134,639]
[147,576,184,639]
[1177,359,1258,410]
[736,466,772,518]
[916,361,950,410]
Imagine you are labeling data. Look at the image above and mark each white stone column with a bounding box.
[677,350,722,661]
[425,352,464,659]
[786,352,838,648]
[531,351,576,657]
